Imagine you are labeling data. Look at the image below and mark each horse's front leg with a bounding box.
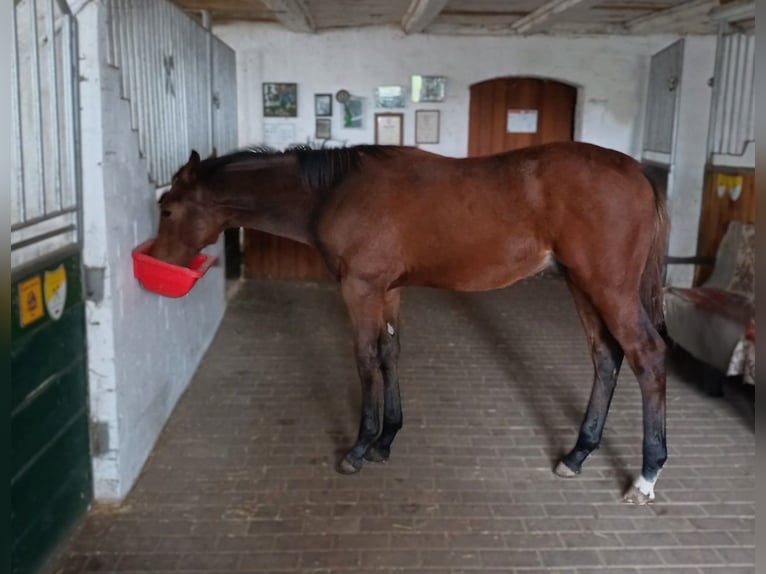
[366,289,402,463]
[337,277,385,474]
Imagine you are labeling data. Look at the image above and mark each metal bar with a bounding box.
[48,0,62,210]
[69,13,84,249]
[744,35,755,145]
[136,0,148,157]
[11,206,78,231]
[136,1,149,167]
[111,0,121,72]
[157,1,167,184]
[706,23,726,158]
[11,1,26,223]
[735,34,750,153]
[179,17,189,166]
[726,34,741,154]
[31,0,48,216]
[717,36,732,153]
[118,1,130,99]
[11,224,77,251]
[205,12,214,154]
[104,0,113,65]
[146,0,158,183]
[62,15,77,212]
[166,1,175,182]
[125,0,138,130]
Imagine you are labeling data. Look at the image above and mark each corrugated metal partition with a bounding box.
[708,31,755,164]
[11,1,91,573]
[11,0,82,268]
[105,0,239,185]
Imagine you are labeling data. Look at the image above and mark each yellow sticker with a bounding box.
[19,275,44,327]
[44,264,68,321]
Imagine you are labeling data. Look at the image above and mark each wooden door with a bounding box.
[468,77,576,157]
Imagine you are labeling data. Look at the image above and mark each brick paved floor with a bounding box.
[45,277,755,574]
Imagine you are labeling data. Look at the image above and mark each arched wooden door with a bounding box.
[468,77,576,157]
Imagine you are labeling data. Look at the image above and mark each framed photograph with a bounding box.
[375,113,403,145]
[415,109,440,144]
[263,82,297,117]
[343,96,364,128]
[315,118,332,140]
[315,93,332,117]
[411,75,446,103]
[374,85,406,109]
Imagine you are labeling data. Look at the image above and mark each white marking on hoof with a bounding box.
[623,473,659,504]
[554,461,578,478]
[387,323,395,336]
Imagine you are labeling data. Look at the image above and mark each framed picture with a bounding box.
[315,93,333,117]
[315,118,332,140]
[415,109,440,144]
[374,85,406,109]
[263,82,297,117]
[411,75,446,103]
[375,113,403,145]
[343,96,364,128]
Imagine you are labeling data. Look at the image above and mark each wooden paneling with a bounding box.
[468,77,576,157]
[694,168,755,285]
[243,230,333,281]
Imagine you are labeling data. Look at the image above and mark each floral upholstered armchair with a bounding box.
[663,221,755,392]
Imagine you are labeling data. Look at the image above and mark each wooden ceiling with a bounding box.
[173,0,754,35]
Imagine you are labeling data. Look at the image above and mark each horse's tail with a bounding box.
[639,166,670,329]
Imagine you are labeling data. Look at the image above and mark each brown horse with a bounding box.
[152,142,669,504]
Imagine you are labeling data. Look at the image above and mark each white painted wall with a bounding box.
[217,24,678,157]
[216,24,716,286]
[665,36,717,286]
[79,2,225,500]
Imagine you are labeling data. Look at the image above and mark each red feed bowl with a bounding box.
[132,239,217,298]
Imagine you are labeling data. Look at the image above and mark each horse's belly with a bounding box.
[403,243,554,292]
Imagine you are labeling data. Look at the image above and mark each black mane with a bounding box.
[198,144,397,193]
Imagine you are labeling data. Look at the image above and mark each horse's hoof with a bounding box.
[622,485,654,505]
[336,456,363,475]
[364,446,389,463]
[553,461,578,478]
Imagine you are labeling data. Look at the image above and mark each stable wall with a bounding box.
[78,2,225,500]
[216,24,716,286]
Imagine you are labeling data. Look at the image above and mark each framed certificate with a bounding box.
[374,113,404,145]
[415,110,440,144]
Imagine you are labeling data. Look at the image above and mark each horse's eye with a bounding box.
[161,210,172,218]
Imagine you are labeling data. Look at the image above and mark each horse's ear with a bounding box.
[178,150,201,185]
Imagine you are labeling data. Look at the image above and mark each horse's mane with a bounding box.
[198,144,397,193]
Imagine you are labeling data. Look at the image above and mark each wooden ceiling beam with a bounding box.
[709,0,754,23]
[261,0,316,32]
[625,0,716,32]
[402,0,451,34]
[511,0,599,34]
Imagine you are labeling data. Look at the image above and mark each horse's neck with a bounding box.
[216,166,318,246]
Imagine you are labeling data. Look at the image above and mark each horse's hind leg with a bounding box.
[366,289,403,463]
[588,289,668,504]
[555,280,624,478]
[337,277,385,474]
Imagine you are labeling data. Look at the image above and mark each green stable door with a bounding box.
[11,248,92,573]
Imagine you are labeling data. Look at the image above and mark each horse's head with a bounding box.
[151,150,226,267]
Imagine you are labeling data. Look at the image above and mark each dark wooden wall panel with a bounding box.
[243,230,332,281]
[694,168,755,285]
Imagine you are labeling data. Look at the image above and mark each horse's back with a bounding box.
[319,142,657,291]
